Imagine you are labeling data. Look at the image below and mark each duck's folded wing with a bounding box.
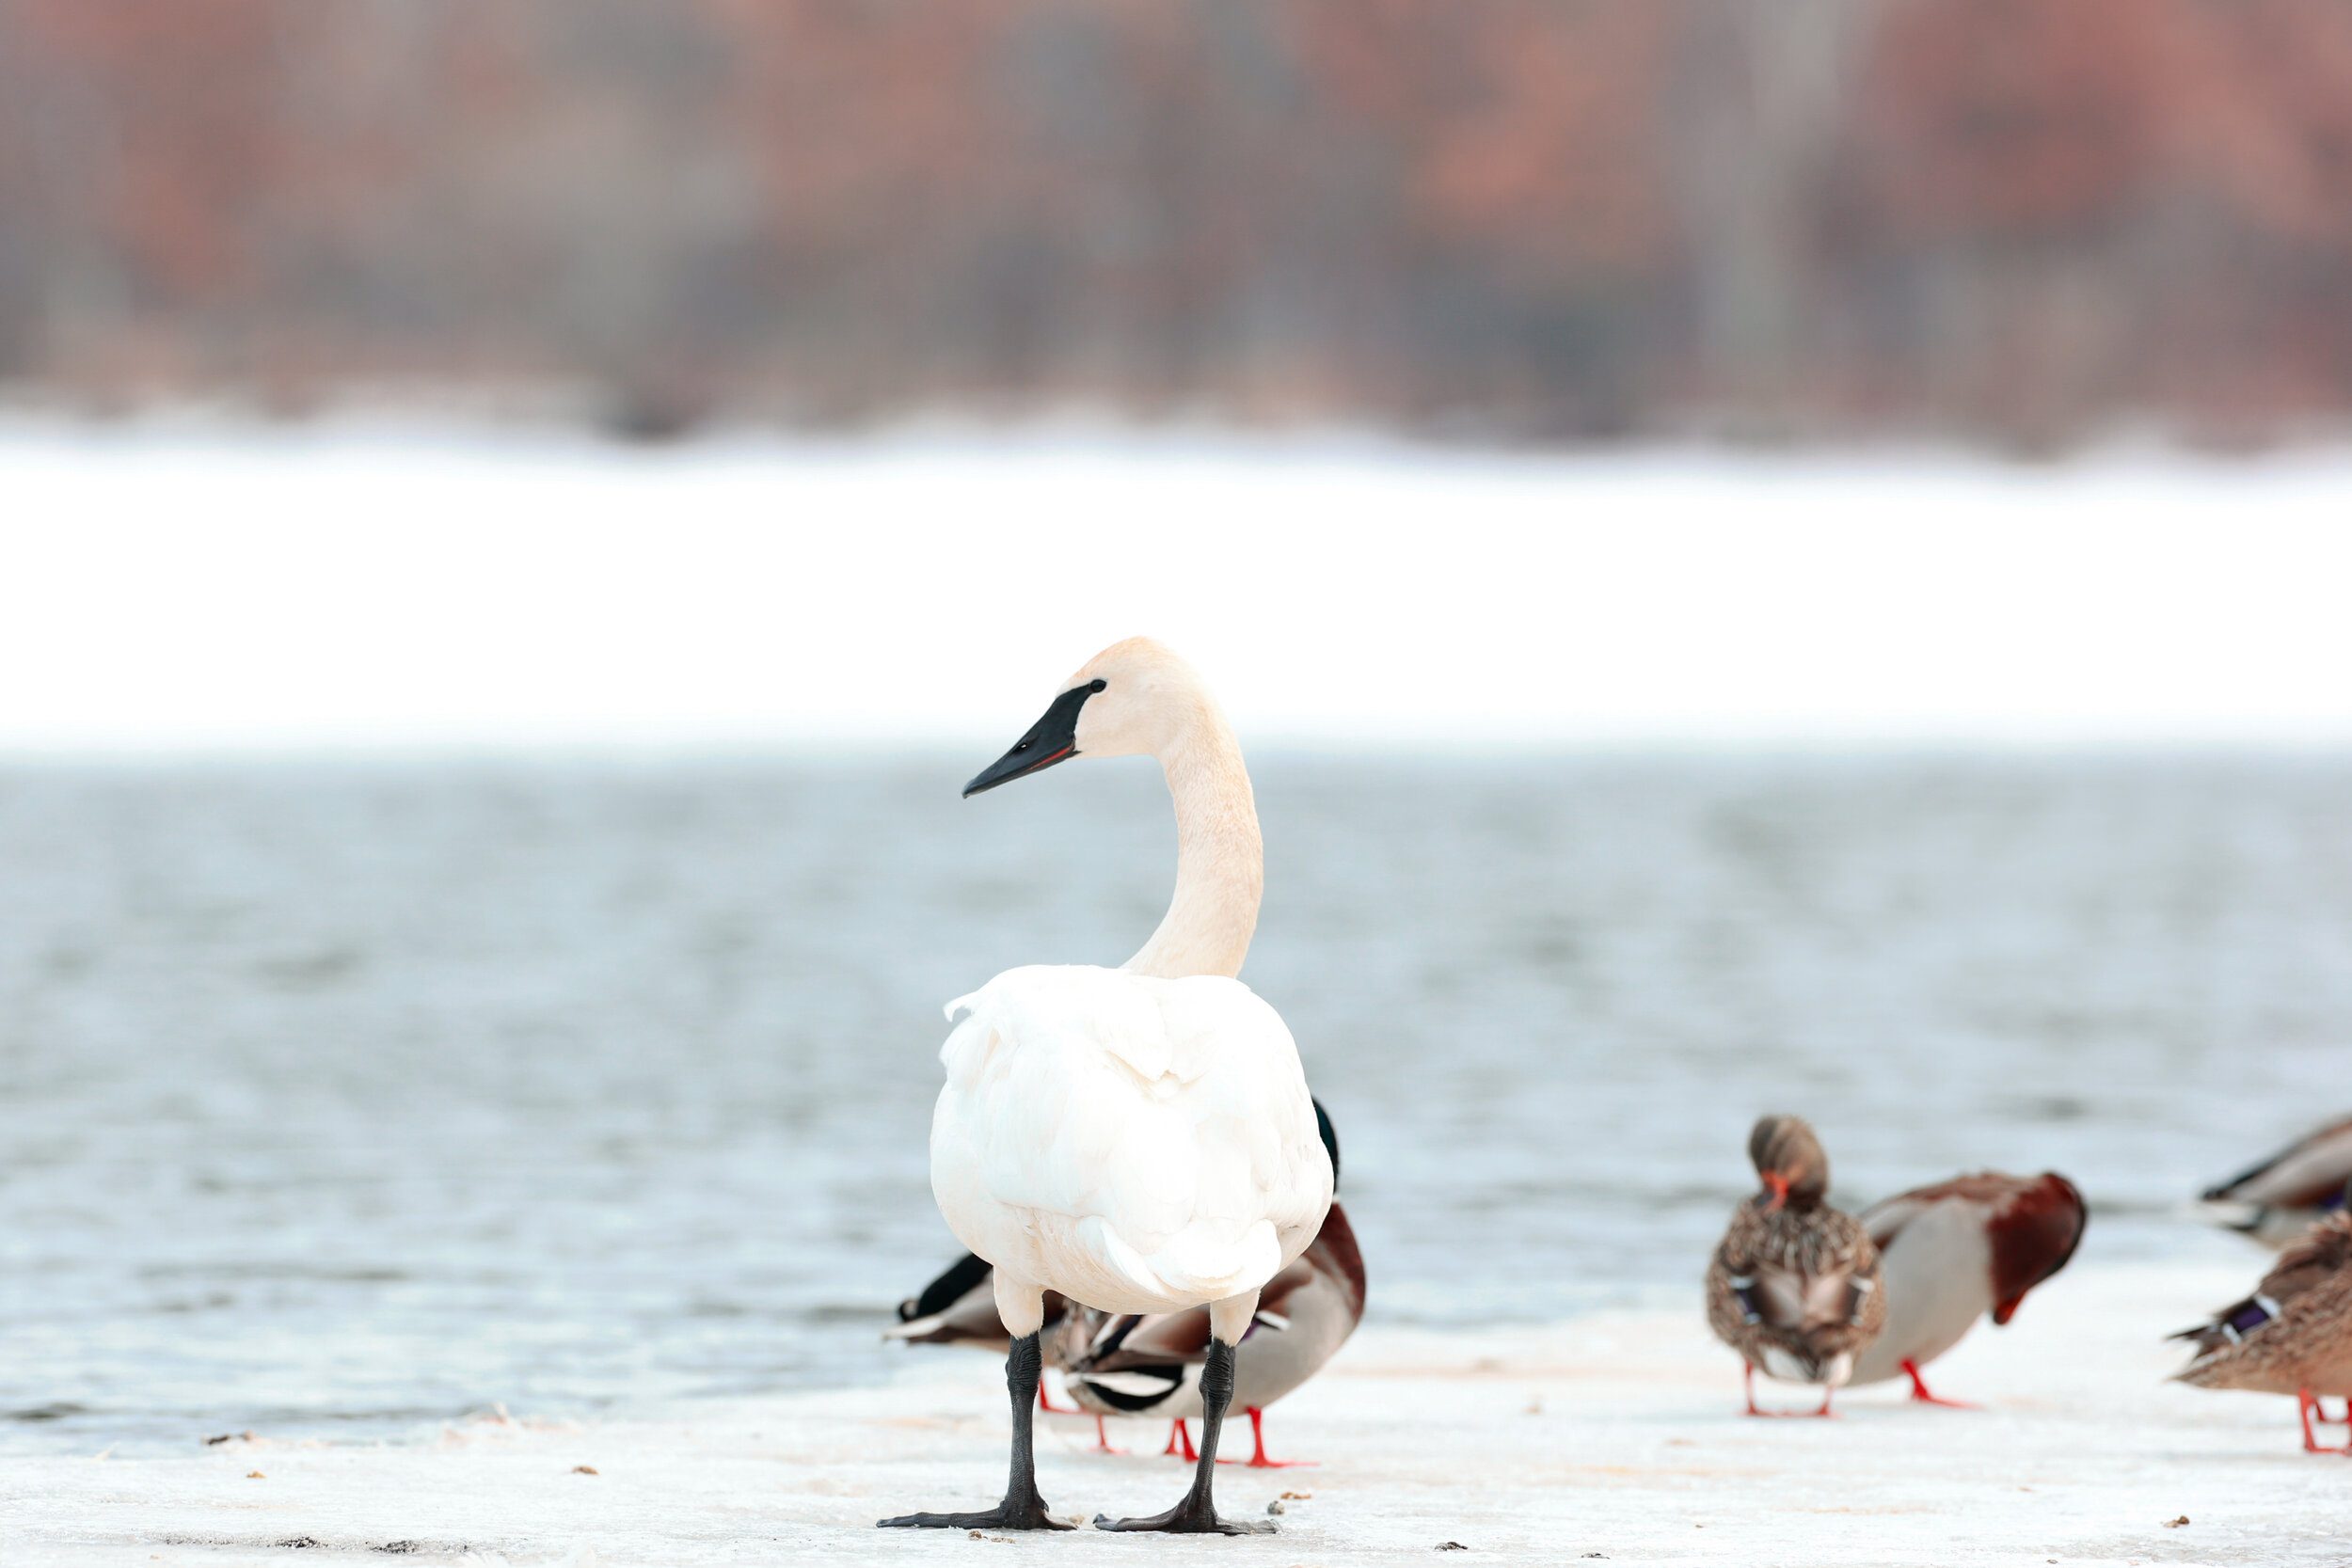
[896,1253,993,1325]
[2169,1292,2285,1356]
[1252,1255,1320,1323]
[2203,1118,2352,1208]
[2173,1212,2352,1354]
[1076,1307,1215,1374]
[884,1253,1003,1344]
[1860,1194,1931,1253]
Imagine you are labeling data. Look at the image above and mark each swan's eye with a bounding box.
[1089,679,1106,692]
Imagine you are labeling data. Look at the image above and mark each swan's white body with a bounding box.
[932,965,1329,1314]
[929,638,1332,1335]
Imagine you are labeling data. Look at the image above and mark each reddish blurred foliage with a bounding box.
[2,0,2350,443]
[1864,0,2179,236]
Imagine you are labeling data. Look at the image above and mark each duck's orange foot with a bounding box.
[1162,1419,1198,1462]
[1902,1359,1979,1410]
[2297,1389,2352,1453]
[1215,1407,1318,1467]
[1088,1416,1127,1455]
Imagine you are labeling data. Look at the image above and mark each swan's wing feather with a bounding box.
[931,966,1331,1307]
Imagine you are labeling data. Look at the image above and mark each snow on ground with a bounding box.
[8,1261,2345,1566]
[4,420,2352,752]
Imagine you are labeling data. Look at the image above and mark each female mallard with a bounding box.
[1706,1115,1886,1416]
[2193,1117,2352,1250]
[2172,1212,2352,1452]
[1848,1171,2087,1405]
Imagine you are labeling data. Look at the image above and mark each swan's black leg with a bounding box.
[1092,1339,1274,1534]
[878,1332,1073,1529]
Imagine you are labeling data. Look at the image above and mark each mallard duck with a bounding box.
[2193,1117,2352,1249]
[1848,1172,2087,1404]
[889,1253,1065,1353]
[1056,1099,1357,1466]
[1057,1190,1362,1468]
[1706,1115,1886,1416]
[2172,1212,2352,1451]
[885,1256,1091,1417]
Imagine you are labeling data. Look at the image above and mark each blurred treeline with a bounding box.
[4,0,2350,444]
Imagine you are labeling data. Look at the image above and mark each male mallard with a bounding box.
[1056,1197,1363,1466]
[2172,1212,2352,1452]
[1706,1115,1886,1416]
[889,1253,1067,1353]
[885,1254,1089,1416]
[1849,1172,2087,1404]
[2193,1117,2352,1249]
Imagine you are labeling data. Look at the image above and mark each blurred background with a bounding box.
[3,0,2351,1462]
[5,0,2352,446]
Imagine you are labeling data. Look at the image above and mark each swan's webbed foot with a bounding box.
[1092,1337,1273,1533]
[1092,1497,1274,1535]
[878,1329,1076,1529]
[879,1497,1075,1531]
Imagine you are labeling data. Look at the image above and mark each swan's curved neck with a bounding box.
[1121,714,1262,980]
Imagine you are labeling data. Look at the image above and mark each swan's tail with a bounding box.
[1078,1216,1281,1310]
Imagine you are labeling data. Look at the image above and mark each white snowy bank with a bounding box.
[8,1261,2347,1566]
[5,420,2352,752]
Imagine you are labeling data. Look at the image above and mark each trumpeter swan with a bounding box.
[878,638,1331,1536]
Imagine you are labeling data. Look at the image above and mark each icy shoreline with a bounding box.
[8,1261,2347,1566]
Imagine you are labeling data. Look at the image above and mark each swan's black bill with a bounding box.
[963,680,1104,797]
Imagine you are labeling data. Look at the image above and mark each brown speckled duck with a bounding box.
[1849,1171,2088,1405]
[1707,1115,1886,1417]
[2172,1212,2352,1452]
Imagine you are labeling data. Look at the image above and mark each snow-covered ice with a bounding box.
[8,1262,2345,1566]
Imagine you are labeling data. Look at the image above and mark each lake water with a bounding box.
[2,752,2346,1454]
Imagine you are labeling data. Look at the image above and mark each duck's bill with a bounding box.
[962,685,1093,797]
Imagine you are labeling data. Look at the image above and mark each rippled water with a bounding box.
[2,752,2347,1453]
